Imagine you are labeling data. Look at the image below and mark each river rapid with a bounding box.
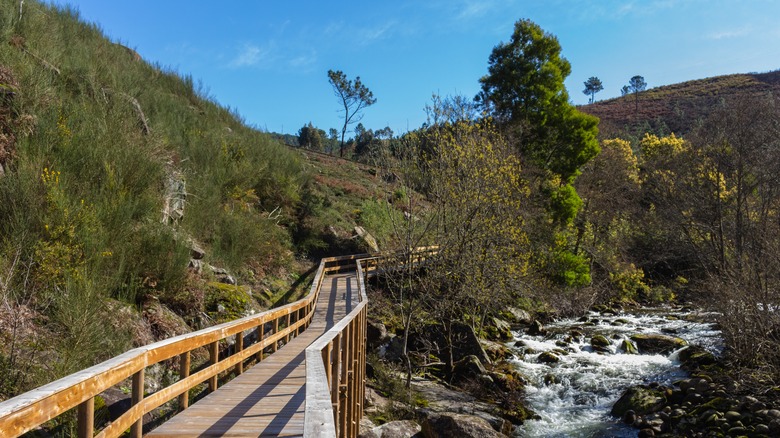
[512,308,722,437]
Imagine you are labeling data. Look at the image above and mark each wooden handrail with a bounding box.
[0,254,359,438]
[304,246,438,437]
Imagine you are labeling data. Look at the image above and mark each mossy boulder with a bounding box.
[485,317,513,341]
[620,339,639,354]
[630,333,688,355]
[611,386,666,417]
[678,345,717,370]
[538,351,560,364]
[591,335,611,351]
[205,282,253,322]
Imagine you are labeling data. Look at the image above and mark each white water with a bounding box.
[513,309,721,437]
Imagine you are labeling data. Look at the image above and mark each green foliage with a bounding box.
[205,282,252,322]
[548,246,591,288]
[609,264,650,301]
[548,183,582,226]
[357,199,403,246]
[0,0,309,398]
[583,76,604,104]
[478,18,599,182]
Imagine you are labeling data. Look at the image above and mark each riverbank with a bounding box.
[361,304,780,437]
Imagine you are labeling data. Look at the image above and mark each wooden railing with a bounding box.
[304,247,438,437]
[0,255,359,438]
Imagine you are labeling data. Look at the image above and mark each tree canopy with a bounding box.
[627,75,647,112]
[478,18,599,183]
[583,76,604,104]
[327,69,376,157]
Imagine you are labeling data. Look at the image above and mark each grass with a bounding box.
[582,70,780,139]
[0,0,415,405]
[0,0,311,399]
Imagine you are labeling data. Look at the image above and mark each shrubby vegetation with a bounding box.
[2,0,779,422]
[0,0,308,398]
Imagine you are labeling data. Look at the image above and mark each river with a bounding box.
[512,308,722,437]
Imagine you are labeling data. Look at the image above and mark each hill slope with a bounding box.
[582,70,780,137]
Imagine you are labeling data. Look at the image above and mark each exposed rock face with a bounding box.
[411,322,491,366]
[453,355,487,379]
[361,420,422,438]
[629,333,688,354]
[505,307,532,325]
[421,413,505,438]
[162,171,186,224]
[367,320,389,348]
[354,226,379,253]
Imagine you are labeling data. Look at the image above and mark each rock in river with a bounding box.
[629,333,687,355]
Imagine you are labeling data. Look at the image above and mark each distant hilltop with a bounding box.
[581,69,780,137]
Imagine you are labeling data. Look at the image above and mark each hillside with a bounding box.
[581,70,780,138]
[0,0,399,400]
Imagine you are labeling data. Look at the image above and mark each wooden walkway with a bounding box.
[146,273,356,437]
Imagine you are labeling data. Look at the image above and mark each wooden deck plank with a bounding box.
[146,273,355,437]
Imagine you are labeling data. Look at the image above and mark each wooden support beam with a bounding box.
[208,341,219,392]
[178,351,190,411]
[130,369,144,438]
[77,397,94,438]
[235,331,244,375]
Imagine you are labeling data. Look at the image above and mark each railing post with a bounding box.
[339,324,351,437]
[257,323,265,361]
[77,397,94,438]
[235,331,244,375]
[331,333,341,433]
[179,351,191,411]
[131,369,144,438]
[286,312,292,343]
[272,317,279,353]
[208,341,219,392]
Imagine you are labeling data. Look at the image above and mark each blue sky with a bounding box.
[51,0,780,136]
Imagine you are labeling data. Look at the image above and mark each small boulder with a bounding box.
[421,413,504,438]
[612,386,666,417]
[590,335,611,350]
[367,320,388,348]
[486,317,513,341]
[620,339,639,354]
[538,351,560,364]
[354,226,379,253]
[527,320,546,336]
[630,333,688,355]
[506,307,532,325]
[677,345,716,369]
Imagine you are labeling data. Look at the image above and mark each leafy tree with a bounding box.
[327,69,377,157]
[478,18,599,183]
[621,85,631,96]
[582,76,604,104]
[297,122,324,151]
[627,75,647,112]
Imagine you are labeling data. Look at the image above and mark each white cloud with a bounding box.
[229,43,274,68]
[457,0,493,20]
[707,26,751,40]
[289,50,317,70]
[359,21,396,43]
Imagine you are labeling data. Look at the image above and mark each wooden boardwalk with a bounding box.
[146,273,356,437]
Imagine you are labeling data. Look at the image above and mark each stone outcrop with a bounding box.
[421,413,505,438]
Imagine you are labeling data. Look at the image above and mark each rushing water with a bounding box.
[513,308,722,437]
